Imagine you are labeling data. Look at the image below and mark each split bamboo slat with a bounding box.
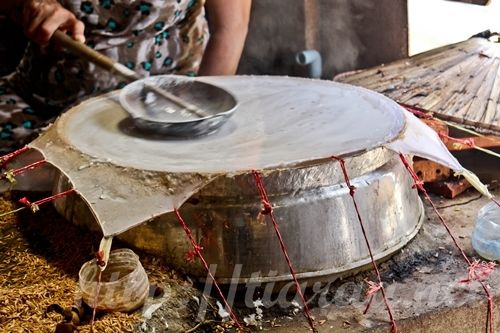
[334,37,500,133]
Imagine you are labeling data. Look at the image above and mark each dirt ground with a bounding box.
[267,190,500,333]
[1,185,499,333]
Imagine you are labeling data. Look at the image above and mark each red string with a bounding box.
[173,209,243,331]
[5,160,47,178]
[0,146,29,167]
[399,154,494,333]
[90,250,107,330]
[18,189,76,212]
[186,244,203,262]
[363,279,383,315]
[438,132,476,148]
[34,189,76,206]
[398,103,433,119]
[18,197,38,213]
[331,156,398,333]
[399,104,477,148]
[252,171,317,333]
[90,269,102,333]
[399,155,471,264]
[492,197,500,208]
[95,250,106,268]
[460,260,496,284]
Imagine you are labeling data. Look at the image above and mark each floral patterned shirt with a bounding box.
[7,0,208,111]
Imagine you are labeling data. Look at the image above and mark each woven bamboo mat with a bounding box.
[335,37,500,133]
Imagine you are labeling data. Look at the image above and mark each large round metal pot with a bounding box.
[33,75,426,285]
[54,147,423,284]
[120,148,423,283]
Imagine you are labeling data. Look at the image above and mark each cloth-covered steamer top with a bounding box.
[47,76,406,173]
[29,76,474,237]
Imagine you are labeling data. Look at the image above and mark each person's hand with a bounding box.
[22,0,85,46]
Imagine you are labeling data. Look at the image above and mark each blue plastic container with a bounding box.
[472,202,500,261]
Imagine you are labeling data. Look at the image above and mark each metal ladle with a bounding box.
[51,31,237,136]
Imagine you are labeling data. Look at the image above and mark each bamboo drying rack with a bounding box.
[335,34,500,134]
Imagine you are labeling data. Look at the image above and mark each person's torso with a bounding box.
[63,0,204,49]
[8,0,208,111]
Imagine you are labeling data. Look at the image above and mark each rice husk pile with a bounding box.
[0,191,185,333]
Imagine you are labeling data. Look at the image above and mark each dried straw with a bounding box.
[0,192,184,333]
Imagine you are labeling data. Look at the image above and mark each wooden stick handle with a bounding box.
[51,30,140,81]
[52,30,115,70]
[52,30,205,118]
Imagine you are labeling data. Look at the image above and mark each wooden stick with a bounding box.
[52,30,207,118]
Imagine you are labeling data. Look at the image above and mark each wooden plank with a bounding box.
[369,48,479,92]
[416,54,493,110]
[465,57,500,124]
[304,0,319,50]
[482,58,500,124]
[397,53,487,104]
[438,56,497,122]
[335,38,485,84]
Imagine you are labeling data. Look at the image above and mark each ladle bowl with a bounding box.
[120,75,238,137]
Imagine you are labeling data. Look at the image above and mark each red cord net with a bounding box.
[331,156,399,333]
[174,208,244,331]
[438,132,476,148]
[1,136,498,333]
[399,154,495,333]
[252,170,317,333]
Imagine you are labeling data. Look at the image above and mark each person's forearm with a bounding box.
[0,0,23,14]
[198,0,251,76]
[198,28,248,76]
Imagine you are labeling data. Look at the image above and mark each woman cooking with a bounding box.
[0,0,251,152]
